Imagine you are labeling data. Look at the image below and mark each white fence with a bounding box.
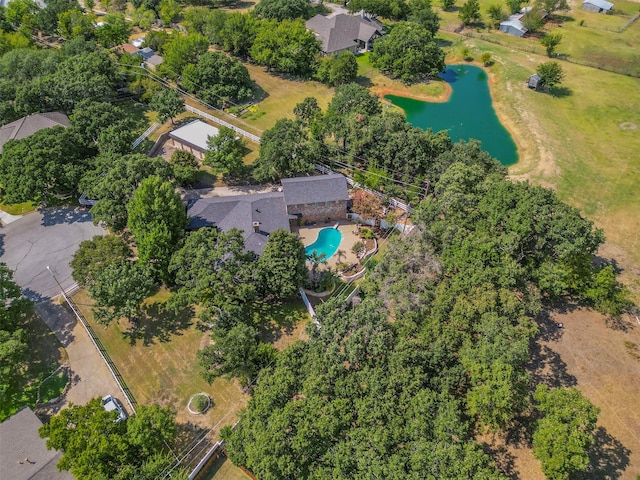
[131,121,160,149]
[186,105,261,144]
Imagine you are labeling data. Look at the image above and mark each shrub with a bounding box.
[481,52,492,66]
[191,393,210,413]
[360,228,374,239]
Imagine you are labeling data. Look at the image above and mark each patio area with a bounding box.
[293,220,361,268]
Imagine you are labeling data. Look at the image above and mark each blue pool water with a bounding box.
[305,228,342,260]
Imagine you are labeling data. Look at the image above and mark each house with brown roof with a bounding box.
[0,112,69,154]
[305,12,384,55]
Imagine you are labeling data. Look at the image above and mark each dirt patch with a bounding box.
[531,308,640,478]
[619,122,638,131]
[373,82,453,103]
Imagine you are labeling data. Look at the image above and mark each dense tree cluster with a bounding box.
[39,400,188,479]
[0,264,32,408]
[223,153,613,480]
[253,0,309,20]
[370,21,445,83]
[181,51,253,108]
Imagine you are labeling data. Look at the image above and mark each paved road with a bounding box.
[0,208,124,411]
[0,208,104,301]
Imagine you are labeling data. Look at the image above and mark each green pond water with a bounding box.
[386,64,518,166]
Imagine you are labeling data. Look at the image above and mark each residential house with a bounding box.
[187,192,291,255]
[281,174,350,223]
[116,43,140,55]
[133,47,155,61]
[305,12,384,55]
[186,174,351,254]
[582,0,613,13]
[145,54,164,71]
[0,406,73,480]
[499,6,546,37]
[0,112,69,154]
[169,120,219,161]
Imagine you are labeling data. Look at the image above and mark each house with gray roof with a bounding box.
[0,406,73,480]
[187,174,350,254]
[305,12,384,55]
[282,174,350,223]
[0,112,69,154]
[582,0,613,13]
[187,192,291,254]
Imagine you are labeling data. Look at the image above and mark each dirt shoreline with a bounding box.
[372,82,453,103]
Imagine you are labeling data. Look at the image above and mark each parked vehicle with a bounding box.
[102,395,127,422]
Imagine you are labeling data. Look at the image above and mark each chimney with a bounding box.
[253,221,260,233]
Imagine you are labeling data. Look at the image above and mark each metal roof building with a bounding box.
[582,0,614,12]
[169,120,220,161]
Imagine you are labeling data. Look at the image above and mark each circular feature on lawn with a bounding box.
[187,393,212,415]
[619,122,637,131]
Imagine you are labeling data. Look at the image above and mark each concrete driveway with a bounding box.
[0,207,104,301]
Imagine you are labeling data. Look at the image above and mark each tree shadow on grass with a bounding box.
[480,435,519,480]
[549,85,572,98]
[527,309,578,388]
[571,427,631,479]
[122,303,194,347]
[253,300,302,345]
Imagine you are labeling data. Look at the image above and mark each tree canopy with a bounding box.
[253,0,309,20]
[39,400,186,479]
[250,19,320,75]
[459,0,481,24]
[127,176,188,282]
[71,235,132,287]
[537,61,565,88]
[370,22,445,84]
[181,51,253,108]
[253,118,316,182]
[257,229,307,300]
[204,125,246,176]
[0,264,32,407]
[0,126,91,203]
[81,154,173,232]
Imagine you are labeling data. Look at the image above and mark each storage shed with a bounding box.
[582,0,613,13]
[527,73,543,90]
[169,120,219,161]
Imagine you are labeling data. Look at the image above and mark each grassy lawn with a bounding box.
[70,288,309,437]
[241,64,335,132]
[437,0,640,76]
[0,313,66,421]
[39,369,69,403]
[200,453,250,480]
[0,200,36,215]
[71,288,249,434]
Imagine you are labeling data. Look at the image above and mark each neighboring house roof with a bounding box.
[117,43,140,54]
[0,407,73,480]
[145,54,164,67]
[169,120,220,153]
[583,0,613,9]
[133,47,154,60]
[0,112,70,154]
[187,192,291,254]
[0,0,45,7]
[281,174,350,206]
[305,13,383,54]
[131,37,145,48]
[500,17,527,33]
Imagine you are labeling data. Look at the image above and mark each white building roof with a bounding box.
[583,0,613,9]
[169,120,219,152]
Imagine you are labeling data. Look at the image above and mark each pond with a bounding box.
[385,64,518,166]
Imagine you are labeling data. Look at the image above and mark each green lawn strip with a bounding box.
[0,313,66,421]
[70,288,248,437]
[39,370,69,403]
[200,454,250,480]
[252,298,310,349]
[0,201,36,215]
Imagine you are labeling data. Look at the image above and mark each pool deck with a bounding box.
[293,220,360,268]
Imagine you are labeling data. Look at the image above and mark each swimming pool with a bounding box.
[305,228,342,260]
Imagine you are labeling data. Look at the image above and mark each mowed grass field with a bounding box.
[71,288,249,434]
[70,288,309,434]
